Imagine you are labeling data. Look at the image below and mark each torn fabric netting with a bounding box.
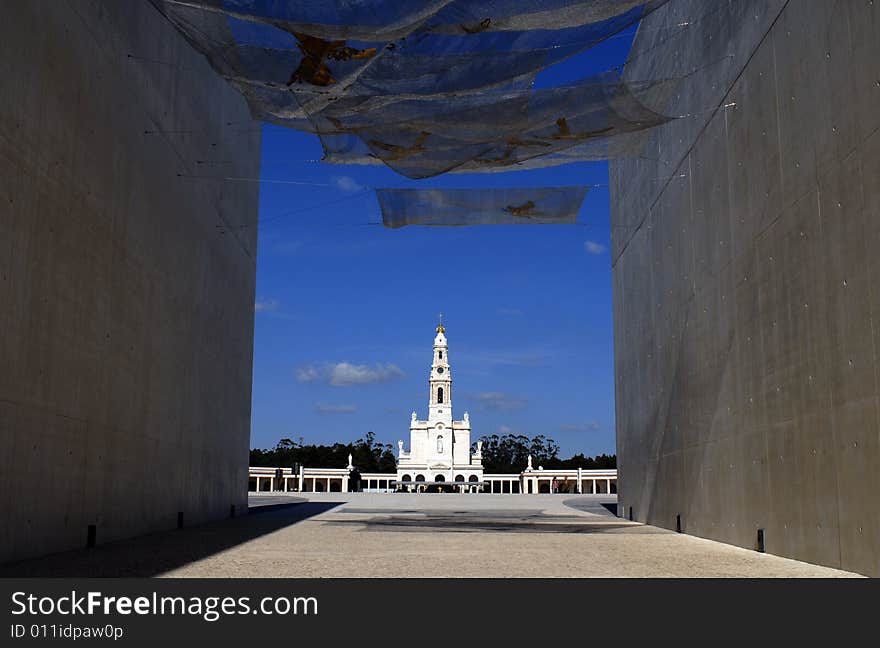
[311,128,658,172]
[155,1,662,40]
[150,1,672,176]
[375,187,589,228]
[154,1,666,108]
[314,71,677,178]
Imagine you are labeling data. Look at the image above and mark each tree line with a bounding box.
[473,433,615,473]
[250,432,615,474]
[250,432,397,473]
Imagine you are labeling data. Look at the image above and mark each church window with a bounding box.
[438,387,444,403]
[438,351,443,359]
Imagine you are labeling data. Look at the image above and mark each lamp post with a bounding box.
[449,423,455,492]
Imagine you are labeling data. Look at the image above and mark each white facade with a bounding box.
[396,321,484,488]
[248,465,618,494]
[247,319,618,495]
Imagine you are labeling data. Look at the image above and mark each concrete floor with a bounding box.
[0,493,861,577]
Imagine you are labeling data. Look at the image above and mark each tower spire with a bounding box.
[429,316,451,423]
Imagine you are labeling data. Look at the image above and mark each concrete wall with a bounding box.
[0,0,261,563]
[610,0,880,576]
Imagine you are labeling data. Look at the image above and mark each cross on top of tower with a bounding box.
[436,312,445,333]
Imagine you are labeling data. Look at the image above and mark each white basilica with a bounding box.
[396,319,485,489]
[248,318,618,495]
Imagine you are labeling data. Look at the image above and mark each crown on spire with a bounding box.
[436,312,445,333]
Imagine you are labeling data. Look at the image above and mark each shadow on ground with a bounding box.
[561,497,618,517]
[325,500,666,534]
[324,497,669,534]
[0,501,344,577]
[327,516,660,534]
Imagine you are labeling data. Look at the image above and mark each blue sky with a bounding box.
[249,25,638,458]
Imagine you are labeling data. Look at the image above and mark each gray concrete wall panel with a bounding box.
[0,0,260,563]
[611,0,880,575]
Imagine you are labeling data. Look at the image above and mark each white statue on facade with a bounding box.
[526,454,533,471]
[412,411,417,422]
[347,453,353,470]
[463,411,469,423]
[437,435,444,453]
[476,440,483,455]
[398,440,404,455]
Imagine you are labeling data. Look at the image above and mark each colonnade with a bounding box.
[249,469,617,494]
[520,477,616,494]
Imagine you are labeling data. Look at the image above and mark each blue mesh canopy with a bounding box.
[151,1,672,178]
[314,70,676,178]
[376,186,589,227]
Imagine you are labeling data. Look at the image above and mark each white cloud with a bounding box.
[314,403,357,414]
[295,365,321,382]
[584,240,605,255]
[255,299,280,313]
[330,362,404,386]
[468,392,527,411]
[296,362,405,387]
[333,175,362,193]
[498,425,513,434]
[559,421,601,432]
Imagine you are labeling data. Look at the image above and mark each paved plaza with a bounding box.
[0,494,860,577]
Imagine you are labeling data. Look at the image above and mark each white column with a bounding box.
[342,476,349,492]
[326,477,331,492]
[592,479,597,494]
[283,477,288,491]
[606,478,611,494]
[577,468,583,494]
[255,476,260,492]
[298,465,305,492]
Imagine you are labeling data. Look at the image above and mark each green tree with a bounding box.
[249,432,397,472]
[472,433,615,472]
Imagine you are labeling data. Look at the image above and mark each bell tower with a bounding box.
[396,314,483,487]
[428,313,452,424]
